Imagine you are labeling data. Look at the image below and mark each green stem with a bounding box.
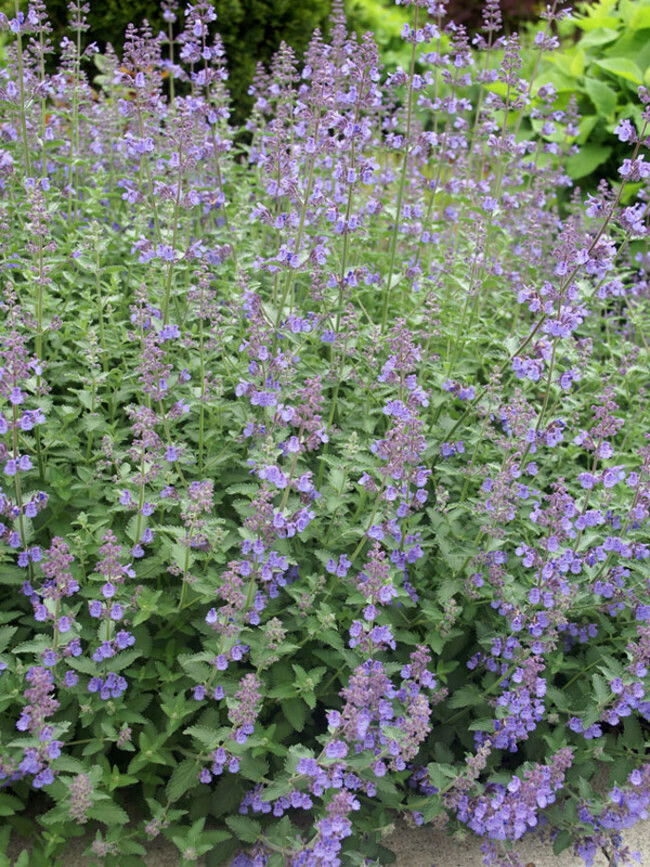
[380,3,419,333]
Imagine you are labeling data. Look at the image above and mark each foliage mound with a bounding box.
[0,2,650,866]
[536,0,650,186]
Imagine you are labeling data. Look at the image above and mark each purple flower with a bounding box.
[602,467,625,488]
[115,630,134,649]
[325,740,348,759]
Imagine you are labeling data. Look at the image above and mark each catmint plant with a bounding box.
[1,2,650,866]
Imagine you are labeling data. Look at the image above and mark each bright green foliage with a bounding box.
[346,0,411,68]
[535,0,650,184]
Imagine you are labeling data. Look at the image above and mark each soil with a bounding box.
[6,816,649,866]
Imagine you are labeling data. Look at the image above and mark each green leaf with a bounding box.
[185,725,227,749]
[623,715,643,747]
[594,57,643,84]
[12,637,50,655]
[566,144,612,179]
[467,718,495,732]
[281,698,307,732]
[447,684,482,709]
[0,793,23,817]
[225,815,261,844]
[592,672,610,704]
[167,758,200,803]
[267,683,299,700]
[0,567,28,587]
[583,78,617,116]
[13,852,30,867]
[67,656,98,675]
[238,753,269,783]
[106,649,142,672]
[0,626,17,653]
[415,794,443,823]
[426,762,456,790]
[553,830,573,856]
[570,48,585,77]
[577,27,619,48]
[86,802,130,825]
[39,803,72,825]
[632,6,650,28]
[52,756,88,775]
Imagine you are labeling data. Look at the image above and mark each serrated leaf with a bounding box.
[426,762,456,790]
[592,673,609,704]
[225,815,261,844]
[0,793,23,817]
[52,756,88,775]
[125,514,146,543]
[86,802,130,825]
[0,626,18,653]
[106,649,142,672]
[155,525,185,538]
[39,803,72,826]
[67,656,98,675]
[0,566,27,587]
[623,715,643,747]
[281,698,307,732]
[166,758,200,802]
[226,483,259,496]
[576,27,618,48]
[447,684,483,710]
[11,637,50,655]
[185,724,227,748]
[267,683,298,700]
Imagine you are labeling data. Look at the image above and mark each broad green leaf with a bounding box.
[86,802,130,825]
[0,793,23,817]
[566,144,612,179]
[594,57,643,84]
[426,762,456,790]
[592,672,610,704]
[553,830,573,856]
[166,758,200,802]
[281,698,307,732]
[632,6,650,28]
[583,78,617,116]
[0,567,27,587]
[467,718,496,732]
[184,725,226,748]
[267,683,299,700]
[619,0,637,26]
[570,49,585,77]
[0,626,17,653]
[11,637,50,655]
[225,815,261,844]
[447,684,483,709]
[577,27,620,48]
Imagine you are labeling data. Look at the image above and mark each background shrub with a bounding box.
[535,0,650,189]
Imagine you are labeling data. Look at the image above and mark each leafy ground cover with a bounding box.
[0,1,650,866]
